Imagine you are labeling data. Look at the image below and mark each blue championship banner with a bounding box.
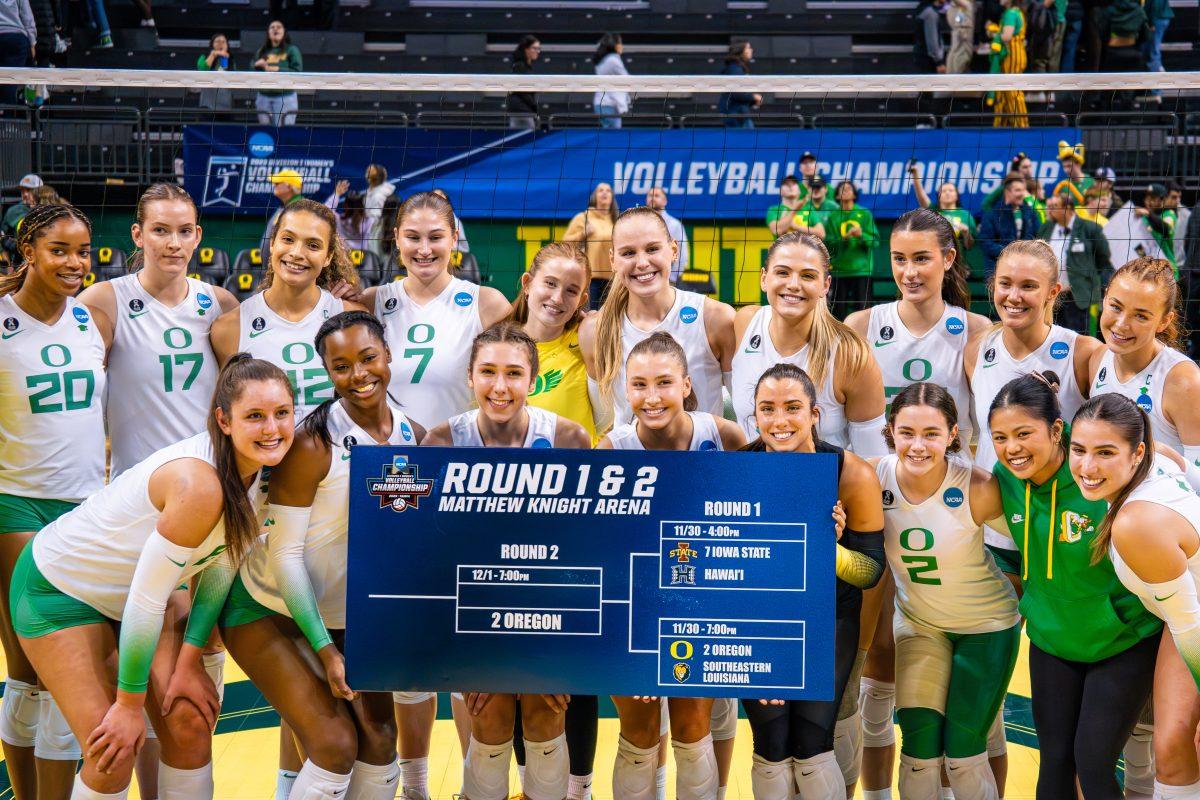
[345,447,838,699]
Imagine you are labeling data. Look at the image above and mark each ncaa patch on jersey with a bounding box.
[197,293,213,315]
[72,306,90,328]
[400,421,414,441]
[679,306,699,324]
[454,292,473,307]
[1049,341,1069,360]
[1137,391,1153,412]
[945,316,965,335]
[698,440,718,451]
[530,437,553,448]
[942,487,964,507]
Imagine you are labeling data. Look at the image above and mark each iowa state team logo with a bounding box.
[670,541,698,562]
[367,455,434,512]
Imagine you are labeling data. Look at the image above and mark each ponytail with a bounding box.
[627,331,697,411]
[1108,257,1185,351]
[892,208,971,311]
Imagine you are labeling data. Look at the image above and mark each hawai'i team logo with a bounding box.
[367,455,434,512]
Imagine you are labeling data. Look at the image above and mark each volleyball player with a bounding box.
[10,356,295,800]
[359,192,511,430]
[740,362,884,800]
[423,322,590,800]
[580,206,735,429]
[0,203,107,800]
[876,383,1020,800]
[845,208,990,797]
[597,332,745,800]
[1071,394,1200,799]
[730,231,886,454]
[210,199,365,420]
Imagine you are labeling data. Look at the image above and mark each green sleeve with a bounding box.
[284,46,303,73]
[765,204,786,226]
[266,505,334,654]
[987,543,1022,576]
[982,185,1002,213]
[183,556,237,648]
[197,55,212,71]
[967,211,978,237]
[1002,7,1023,32]
[861,210,879,248]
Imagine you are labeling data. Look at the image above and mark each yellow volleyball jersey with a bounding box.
[529,327,597,443]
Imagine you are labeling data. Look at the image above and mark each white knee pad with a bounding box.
[463,736,513,800]
[1123,721,1155,796]
[985,707,1006,758]
[346,759,401,800]
[158,761,214,800]
[793,750,846,800]
[898,753,941,800]
[1153,779,1200,799]
[70,773,130,799]
[523,734,569,800]
[613,735,658,800]
[35,693,81,761]
[859,678,896,748]
[946,752,998,800]
[672,735,718,800]
[202,651,226,706]
[393,691,435,705]
[0,677,42,748]
[750,754,790,800]
[290,760,352,800]
[833,709,863,786]
[709,698,737,742]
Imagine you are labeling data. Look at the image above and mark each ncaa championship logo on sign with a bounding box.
[248,131,276,158]
[202,156,249,208]
[679,306,699,324]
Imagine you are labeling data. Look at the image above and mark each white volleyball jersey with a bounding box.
[867,301,973,446]
[877,454,1018,633]
[33,432,262,620]
[1091,345,1192,453]
[107,275,220,477]
[375,277,482,431]
[1110,466,1200,623]
[241,400,416,628]
[237,289,343,421]
[606,411,723,451]
[730,306,848,447]
[448,405,557,448]
[971,325,1083,471]
[0,295,106,501]
[614,289,724,426]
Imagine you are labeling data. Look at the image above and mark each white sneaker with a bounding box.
[140,17,156,27]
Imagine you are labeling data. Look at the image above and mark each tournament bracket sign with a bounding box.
[345,447,837,700]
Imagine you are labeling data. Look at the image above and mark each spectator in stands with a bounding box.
[1059,0,1084,71]
[826,181,879,316]
[1077,185,1114,226]
[798,151,819,187]
[362,163,394,257]
[33,184,63,205]
[253,20,302,127]
[914,0,949,73]
[593,33,630,129]
[1167,180,1189,260]
[563,181,618,307]
[1092,166,1122,211]
[766,175,806,237]
[790,176,831,241]
[260,168,304,263]
[1052,141,1092,207]
[506,35,541,129]
[1,173,38,263]
[1142,0,1171,97]
[718,40,760,129]
[1026,176,1048,223]
[324,180,371,252]
[431,188,471,254]
[1024,0,1058,82]
[989,0,1029,128]
[379,193,401,266]
[0,0,35,101]
[647,187,688,283]
[1133,183,1177,266]
[1102,0,1148,76]
[81,0,112,48]
[946,0,976,73]
[1184,201,1200,354]
[910,162,977,250]
[982,151,1033,211]
[196,32,234,111]
[1039,193,1111,332]
[980,171,1039,271]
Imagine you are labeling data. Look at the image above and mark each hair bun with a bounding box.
[1037,370,1060,389]
[227,352,254,366]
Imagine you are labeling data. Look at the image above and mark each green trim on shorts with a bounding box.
[0,494,78,534]
[219,573,278,630]
[10,543,108,638]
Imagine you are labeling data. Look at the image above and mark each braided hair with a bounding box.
[0,203,93,297]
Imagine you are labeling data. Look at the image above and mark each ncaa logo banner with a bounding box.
[345,446,838,699]
[184,125,1079,220]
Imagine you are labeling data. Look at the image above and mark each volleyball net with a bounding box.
[0,67,1197,343]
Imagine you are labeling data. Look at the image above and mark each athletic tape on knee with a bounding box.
[708,698,737,742]
[464,737,513,800]
[393,691,435,705]
[36,692,81,761]
[1153,779,1200,799]
[793,750,846,800]
[0,677,42,747]
[346,759,401,800]
[70,773,130,799]
[201,651,226,706]
[613,735,658,800]
[523,734,568,800]
[833,710,863,786]
[1122,722,1155,796]
[985,708,1007,759]
[158,761,214,800]
[290,760,352,800]
[860,678,896,748]
[898,753,942,800]
[945,752,999,800]
[672,735,718,800]
[750,754,790,800]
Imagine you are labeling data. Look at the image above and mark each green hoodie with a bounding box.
[993,428,1161,663]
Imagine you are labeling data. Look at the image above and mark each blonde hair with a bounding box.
[994,239,1060,325]
[764,231,873,389]
[1107,257,1184,350]
[261,198,359,290]
[509,242,592,332]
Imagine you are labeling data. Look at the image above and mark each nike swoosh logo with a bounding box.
[167,556,187,568]
[248,329,268,338]
[341,453,351,461]
[800,770,815,777]
[1155,592,1178,602]
[568,343,579,350]
[127,310,148,319]
[911,767,927,773]
[1,330,23,339]
[982,363,997,369]
[873,340,895,348]
[488,753,503,759]
[1095,382,1106,388]
[544,747,558,755]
